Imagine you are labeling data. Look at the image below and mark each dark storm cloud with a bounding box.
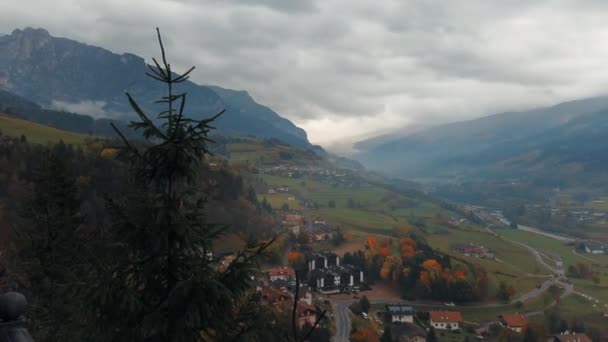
[3,0,608,146]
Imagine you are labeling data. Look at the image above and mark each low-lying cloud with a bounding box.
[51,100,116,119]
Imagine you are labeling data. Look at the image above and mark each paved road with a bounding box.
[333,301,353,342]
[516,224,576,243]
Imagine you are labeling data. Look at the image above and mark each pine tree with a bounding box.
[84,29,275,342]
[10,148,87,341]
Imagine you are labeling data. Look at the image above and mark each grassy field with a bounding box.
[0,114,90,145]
[262,193,303,211]
[498,229,608,304]
[261,174,447,233]
[554,294,607,335]
[228,140,320,166]
[426,227,551,299]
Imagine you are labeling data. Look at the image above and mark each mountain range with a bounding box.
[0,27,310,148]
[356,96,608,190]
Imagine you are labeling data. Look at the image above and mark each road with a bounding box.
[333,301,353,342]
[516,224,576,243]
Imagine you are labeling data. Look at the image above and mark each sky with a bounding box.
[4,0,608,149]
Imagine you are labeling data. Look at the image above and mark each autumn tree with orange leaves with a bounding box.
[399,237,417,258]
[288,251,305,270]
[365,235,378,250]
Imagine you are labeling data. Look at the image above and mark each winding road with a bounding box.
[333,301,353,342]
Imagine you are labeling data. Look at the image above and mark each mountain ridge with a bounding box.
[356,95,608,188]
[0,27,310,148]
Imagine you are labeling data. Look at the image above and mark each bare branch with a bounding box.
[156,27,168,71]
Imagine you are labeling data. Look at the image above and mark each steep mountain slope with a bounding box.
[0,27,310,147]
[357,96,608,184]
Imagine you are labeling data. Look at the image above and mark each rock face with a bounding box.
[0,28,310,147]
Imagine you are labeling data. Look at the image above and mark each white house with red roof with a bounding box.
[429,311,463,331]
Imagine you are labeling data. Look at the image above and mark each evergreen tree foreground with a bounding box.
[83,29,275,341]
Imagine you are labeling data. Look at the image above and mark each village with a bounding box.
[212,202,603,341]
[260,163,370,189]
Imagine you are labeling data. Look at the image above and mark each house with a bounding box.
[307,252,340,271]
[583,241,606,254]
[259,287,291,305]
[548,332,592,342]
[390,323,426,342]
[309,264,364,293]
[386,304,414,323]
[499,314,527,333]
[295,302,318,328]
[298,290,314,305]
[310,222,337,241]
[283,214,305,226]
[267,267,295,282]
[429,311,463,331]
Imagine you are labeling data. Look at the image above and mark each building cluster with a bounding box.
[381,306,463,341]
[257,286,318,328]
[381,306,597,341]
[255,267,318,328]
[260,163,367,188]
[281,214,339,242]
[310,220,337,241]
[452,243,495,259]
[282,214,305,235]
[306,252,364,294]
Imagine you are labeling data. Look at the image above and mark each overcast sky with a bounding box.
[4,1,608,148]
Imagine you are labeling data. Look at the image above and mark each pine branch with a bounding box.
[110,122,139,157]
[126,93,168,140]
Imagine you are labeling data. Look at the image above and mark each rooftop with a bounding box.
[267,267,295,278]
[500,314,527,327]
[429,311,463,323]
[386,304,414,314]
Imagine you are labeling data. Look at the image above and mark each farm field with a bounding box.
[228,140,320,166]
[261,174,451,233]
[553,294,607,336]
[427,228,546,298]
[0,114,90,145]
[262,193,302,211]
[497,228,608,303]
